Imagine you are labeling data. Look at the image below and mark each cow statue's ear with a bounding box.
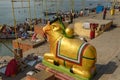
[47,21,50,25]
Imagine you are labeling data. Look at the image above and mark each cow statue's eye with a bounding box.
[52,25,56,29]
[52,25,60,31]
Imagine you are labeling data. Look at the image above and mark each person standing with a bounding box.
[69,10,74,24]
[69,13,73,24]
[5,59,19,77]
[80,9,84,16]
[90,23,96,39]
[118,6,120,12]
[103,8,107,20]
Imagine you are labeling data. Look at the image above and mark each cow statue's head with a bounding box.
[43,18,74,41]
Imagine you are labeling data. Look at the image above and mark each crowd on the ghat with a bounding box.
[0,8,94,39]
[0,18,38,39]
[0,8,104,77]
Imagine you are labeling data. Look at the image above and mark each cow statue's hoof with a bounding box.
[54,61,59,66]
[70,68,74,73]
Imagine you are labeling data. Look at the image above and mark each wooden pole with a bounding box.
[21,0,23,8]
[42,0,43,18]
[45,0,48,20]
[70,0,74,11]
[11,0,17,39]
[34,0,37,19]
[81,0,85,14]
[28,0,31,19]
[28,0,32,31]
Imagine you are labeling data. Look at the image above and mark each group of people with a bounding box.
[0,25,15,36]
[0,7,109,40]
[16,23,30,39]
[90,7,108,39]
[55,10,83,24]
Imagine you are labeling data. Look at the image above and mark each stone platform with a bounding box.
[73,18,113,38]
[12,38,45,52]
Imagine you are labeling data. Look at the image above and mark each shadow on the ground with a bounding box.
[105,24,117,31]
[92,61,118,80]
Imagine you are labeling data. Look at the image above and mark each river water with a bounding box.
[0,0,111,56]
[0,40,13,56]
[0,0,110,25]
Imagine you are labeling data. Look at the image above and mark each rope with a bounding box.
[0,41,15,56]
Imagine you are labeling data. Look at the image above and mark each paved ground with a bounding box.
[90,27,120,80]
[85,10,120,80]
[1,10,120,80]
[74,10,120,80]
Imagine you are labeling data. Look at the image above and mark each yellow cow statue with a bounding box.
[43,18,97,79]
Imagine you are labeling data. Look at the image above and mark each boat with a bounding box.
[43,11,56,16]
[0,25,15,39]
[0,33,15,39]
